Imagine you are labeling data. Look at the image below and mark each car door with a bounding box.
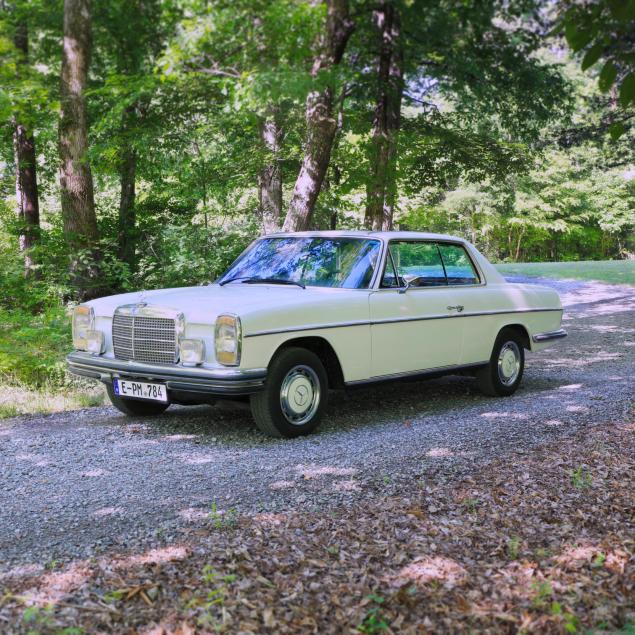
[368,240,464,378]
[434,242,489,365]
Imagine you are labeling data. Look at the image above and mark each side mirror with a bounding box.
[398,278,410,294]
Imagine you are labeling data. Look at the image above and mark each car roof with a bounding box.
[263,230,468,243]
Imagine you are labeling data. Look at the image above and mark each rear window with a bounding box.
[437,243,480,285]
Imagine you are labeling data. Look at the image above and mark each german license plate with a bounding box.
[113,379,168,403]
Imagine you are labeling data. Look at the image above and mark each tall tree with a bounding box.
[59,0,101,299]
[258,109,283,233]
[92,0,169,273]
[283,0,354,231]
[12,18,40,276]
[364,0,403,231]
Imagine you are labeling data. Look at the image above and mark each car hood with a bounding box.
[86,284,370,333]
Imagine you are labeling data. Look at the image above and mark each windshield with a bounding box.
[218,237,382,289]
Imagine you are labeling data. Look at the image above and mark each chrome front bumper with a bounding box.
[67,352,267,396]
[532,328,568,343]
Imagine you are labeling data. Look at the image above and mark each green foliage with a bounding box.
[558,0,635,119]
[208,502,239,530]
[571,466,593,489]
[357,594,389,633]
[0,305,71,388]
[0,0,633,397]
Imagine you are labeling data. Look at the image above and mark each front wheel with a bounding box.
[106,384,170,416]
[250,347,329,438]
[476,328,525,397]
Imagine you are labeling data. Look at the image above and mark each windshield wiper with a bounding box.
[219,276,305,289]
[218,276,251,286]
[244,277,305,289]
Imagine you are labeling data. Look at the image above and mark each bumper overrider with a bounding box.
[66,351,267,396]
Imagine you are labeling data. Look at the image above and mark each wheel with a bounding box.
[106,384,170,416]
[476,328,525,397]
[250,347,329,438]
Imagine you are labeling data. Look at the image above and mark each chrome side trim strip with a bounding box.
[532,328,568,343]
[244,307,563,338]
[370,307,563,326]
[346,361,489,386]
[245,320,371,338]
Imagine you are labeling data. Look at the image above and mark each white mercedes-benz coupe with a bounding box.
[68,231,566,437]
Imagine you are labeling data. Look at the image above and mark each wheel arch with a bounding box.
[273,336,345,389]
[499,323,531,350]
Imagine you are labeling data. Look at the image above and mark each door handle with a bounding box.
[447,305,464,312]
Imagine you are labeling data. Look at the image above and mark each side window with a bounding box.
[381,242,447,288]
[437,243,480,285]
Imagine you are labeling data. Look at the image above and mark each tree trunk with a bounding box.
[59,0,102,300]
[283,0,354,232]
[258,113,283,234]
[12,20,40,278]
[364,0,403,231]
[118,143,136,272]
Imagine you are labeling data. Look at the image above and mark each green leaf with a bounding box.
[598,60,617,92]
[608,0,635,22]
[581,43,603,71]
[619,73,635,107]
[564,22,592,52]
[608,121,625,140]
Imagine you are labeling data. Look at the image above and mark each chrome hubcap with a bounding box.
[280,365,320,425]
[498,341,521,386]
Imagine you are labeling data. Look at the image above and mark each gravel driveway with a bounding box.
[1,279,633,577]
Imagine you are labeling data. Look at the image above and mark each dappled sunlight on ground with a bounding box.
[391,556,468,588]
[178,507,209,522]
[332,479,360,492]
[252,513,287,527]
[22,562,93,606]
[426,447,454,458]
[295,464,357,479]
[480,411,528,420]
[93,506,123,517]
[555,544,629,574]
[161,434,198,442]
[178,453,216,465]
[113,546,189,569]
[14,452,50,467]
[81,468,110,477]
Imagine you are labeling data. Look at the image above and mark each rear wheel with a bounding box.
[106,384,170,416]
[250,347,328,438]
[476,328,525,397]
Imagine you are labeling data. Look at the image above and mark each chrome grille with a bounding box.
[112,312,177,364]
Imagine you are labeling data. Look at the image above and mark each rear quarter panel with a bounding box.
[459,283,564,364]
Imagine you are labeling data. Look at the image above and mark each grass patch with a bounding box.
[495,260,635,285]
[0,384,106,419]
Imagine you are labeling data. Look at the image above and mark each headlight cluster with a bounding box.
[215,314,241,366]
[72,306,104,354]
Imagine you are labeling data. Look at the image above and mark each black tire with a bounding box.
[106,384,170,416]
[476,328,525,397]
[250,347,329,438]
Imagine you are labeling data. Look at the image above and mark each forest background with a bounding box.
[0,0,633,395]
